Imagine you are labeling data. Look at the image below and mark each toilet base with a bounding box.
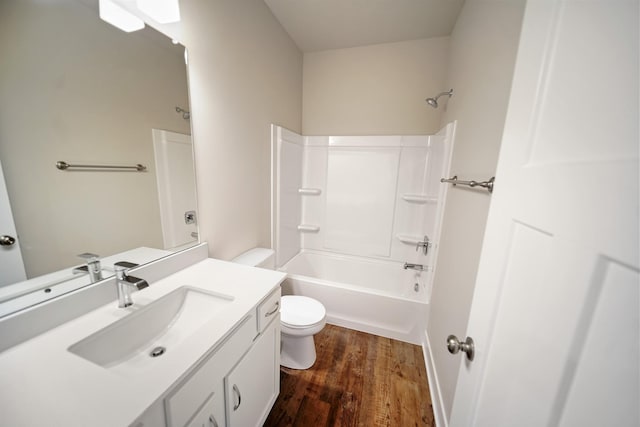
[281,334,317,369]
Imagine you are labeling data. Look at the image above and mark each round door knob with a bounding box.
[447,334,475,361]
[0,235,16,246]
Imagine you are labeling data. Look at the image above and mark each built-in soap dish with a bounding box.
[297,225,320,233]
[298,188,322,195]
[401,194,437,204]
[396,234,424,245]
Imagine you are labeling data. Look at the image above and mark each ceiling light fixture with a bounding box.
[98,0,145,32]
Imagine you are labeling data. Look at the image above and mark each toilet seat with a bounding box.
[282,319,326,330]
[281,295,326,328]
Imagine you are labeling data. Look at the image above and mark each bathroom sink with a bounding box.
[68,286,233,372]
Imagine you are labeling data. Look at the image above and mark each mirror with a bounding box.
[0,0,197,316]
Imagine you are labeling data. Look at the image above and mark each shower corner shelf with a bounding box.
[401,194,437,204]
[396,234,423,245]
[298,188,322,196]
[297,224,320,233]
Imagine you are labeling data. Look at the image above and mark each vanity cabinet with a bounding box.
[157,287,280,427]
[0,253,287,427]
[225,319,280,426]
[186,392,224,427]
[133,403,167,427]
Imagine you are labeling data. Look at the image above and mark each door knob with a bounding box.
[0,235,16,246]
[447,334,475,361]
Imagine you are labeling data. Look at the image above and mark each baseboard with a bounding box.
[423,329,447,427]
[326,313,421,345]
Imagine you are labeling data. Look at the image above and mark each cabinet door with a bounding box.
[225,319,280,427]
[166,316,256,427]
[186,392,224,427]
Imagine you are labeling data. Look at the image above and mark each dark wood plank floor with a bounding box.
[264,324,434,427]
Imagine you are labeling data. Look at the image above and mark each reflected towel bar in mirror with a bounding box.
[56,161,147,172]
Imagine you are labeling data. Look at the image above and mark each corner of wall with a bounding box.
[180,0,303,260]
[302,38,450,135]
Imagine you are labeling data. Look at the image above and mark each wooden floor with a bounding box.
[264,324,434,427]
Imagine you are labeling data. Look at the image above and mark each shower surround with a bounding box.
[271,124,454,343]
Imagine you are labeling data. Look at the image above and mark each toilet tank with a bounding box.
[231,248,275,269]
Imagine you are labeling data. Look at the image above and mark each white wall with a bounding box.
[0,0,190,277]
[180,0,302,261]
[426,0,526,422]
[302,38,449,135]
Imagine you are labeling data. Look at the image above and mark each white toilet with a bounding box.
[279,295,326,369]
[232,248,327,370]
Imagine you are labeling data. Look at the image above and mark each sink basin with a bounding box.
[68,286,233,372]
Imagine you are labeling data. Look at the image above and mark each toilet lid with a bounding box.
[281,296,326,327]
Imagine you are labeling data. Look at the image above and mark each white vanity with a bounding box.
[0,246,285,427]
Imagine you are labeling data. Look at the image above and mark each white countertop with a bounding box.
[0,258,286,427]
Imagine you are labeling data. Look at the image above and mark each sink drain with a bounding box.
[150,346,166,358]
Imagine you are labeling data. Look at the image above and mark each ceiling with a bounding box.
[264,0,465,52]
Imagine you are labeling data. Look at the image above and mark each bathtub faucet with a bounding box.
[404,262,427,271]
[416,235,432,255]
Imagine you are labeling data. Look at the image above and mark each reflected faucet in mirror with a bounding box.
[72,253,103,283]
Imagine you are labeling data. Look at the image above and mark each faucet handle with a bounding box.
[114,261,138,282]
[114,261,139,271]
[114,261,147,289]
[78,252,100,262]
[415,236,432,255]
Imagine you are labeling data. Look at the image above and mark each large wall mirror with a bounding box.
[0,0,198,316]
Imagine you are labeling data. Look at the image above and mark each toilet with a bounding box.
[279,295,326,369]
[232,248,327,369]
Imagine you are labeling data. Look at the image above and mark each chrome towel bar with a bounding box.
[441,175,495,193]
[56,161,147,172]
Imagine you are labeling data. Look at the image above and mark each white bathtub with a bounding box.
[279,250,429,344]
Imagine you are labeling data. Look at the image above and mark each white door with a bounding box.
[0,159,26,286]
[152,129,198,250]
[449,1,639,426]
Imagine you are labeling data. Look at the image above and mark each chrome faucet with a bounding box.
[114,261,148,308]
[404,262,427,271]
[73,253,103,283]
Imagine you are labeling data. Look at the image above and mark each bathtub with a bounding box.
[278,250,429,345]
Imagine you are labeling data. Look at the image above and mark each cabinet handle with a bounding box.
[209,414,218,427]
[265,301,279,317]
[232,384,242,410]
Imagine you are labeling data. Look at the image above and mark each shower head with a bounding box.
[426,98,439,108]
[426,89,454,108]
